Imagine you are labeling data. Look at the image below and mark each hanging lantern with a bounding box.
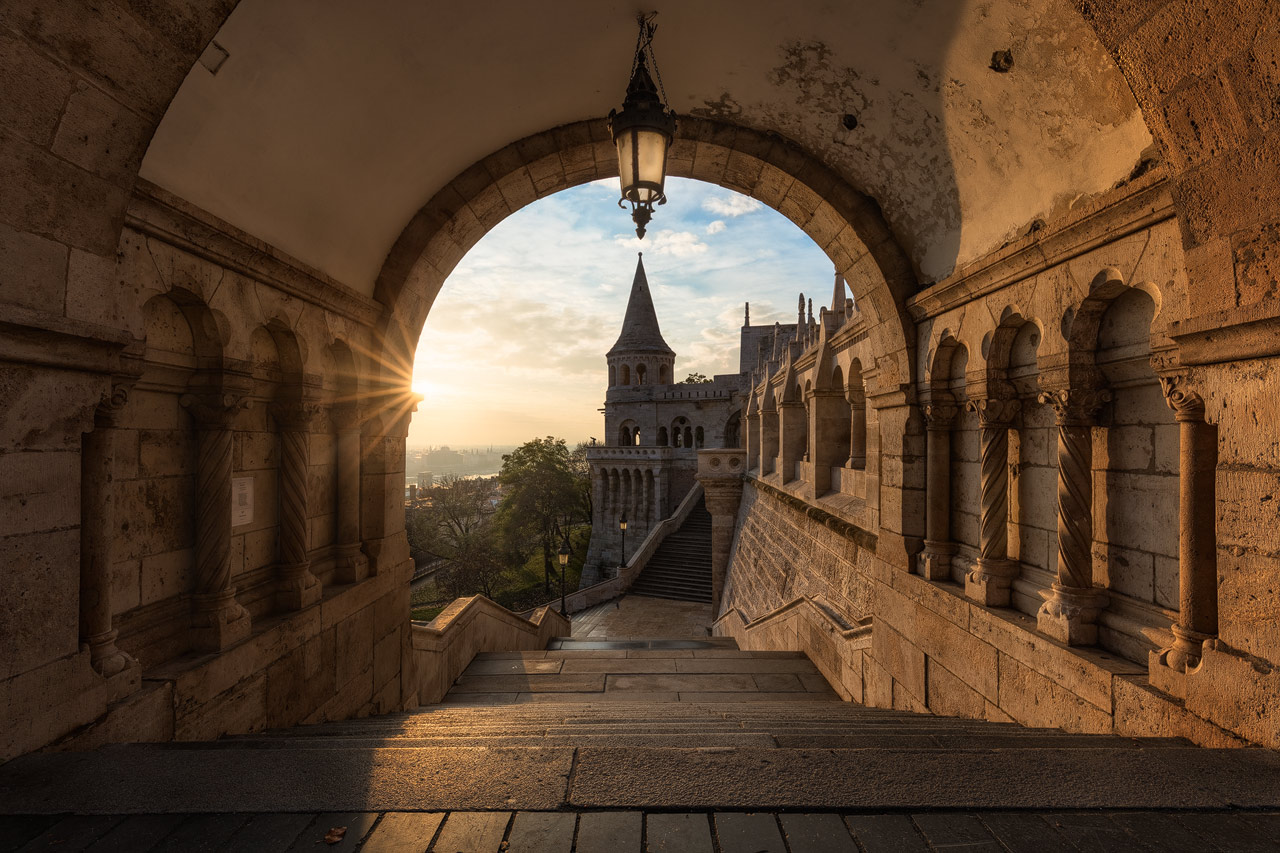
[608,14,677,240]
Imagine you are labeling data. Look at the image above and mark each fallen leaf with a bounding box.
[324,826,347,844]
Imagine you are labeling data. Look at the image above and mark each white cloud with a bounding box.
[613,229,708,257]
[702,194,762,217]
[705,220,726,235]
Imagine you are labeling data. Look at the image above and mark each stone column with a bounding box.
[809,389,847,498]
[272,400,323,610]
[920,402,958,580]
[777,400,805,482]
[79,384,138,680]
[697,450,747,613]
[849,389,867,469]
[760,407,779,476]
[745,410,759,469]
[965,397,1022,606]
[330,403,369,584]
[1036,388,1111,645]
[1154,376,1219,676]
[181,388,252,653]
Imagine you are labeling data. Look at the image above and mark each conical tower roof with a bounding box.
[608,254,674,357]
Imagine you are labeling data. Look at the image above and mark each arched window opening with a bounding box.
[657,426,669,446]
[724,410,741,448]
[684,426,693,448]
[609,364,617,387]
[620,364,631,385]
[658,364,668,383]
[636,364,647,385]
[695,426,704,448]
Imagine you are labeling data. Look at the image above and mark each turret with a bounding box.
[607,253,676,389]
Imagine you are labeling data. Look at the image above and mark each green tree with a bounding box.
[681,372,712,384]
[569,441,594,525]
[412,475,506,598]
[498,437,579,593]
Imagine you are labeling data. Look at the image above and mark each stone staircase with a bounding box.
[628,499,713,602]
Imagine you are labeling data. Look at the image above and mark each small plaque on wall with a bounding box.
[232,477,254,527]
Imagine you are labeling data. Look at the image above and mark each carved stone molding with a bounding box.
[271,399,323,431]
[93,383,132,429]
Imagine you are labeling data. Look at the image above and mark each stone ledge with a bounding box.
[746,477,877,552]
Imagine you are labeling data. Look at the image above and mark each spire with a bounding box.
[830,270,848,313]
[608,253,674,356]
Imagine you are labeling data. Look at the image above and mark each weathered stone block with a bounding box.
[926,659,987,720]
[997,652,1113,733]
[871,621,925,705]
[0,220,68,312]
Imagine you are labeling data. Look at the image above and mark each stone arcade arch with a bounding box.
[4,0,1280,760]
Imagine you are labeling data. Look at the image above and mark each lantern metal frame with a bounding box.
[608,13,677,239]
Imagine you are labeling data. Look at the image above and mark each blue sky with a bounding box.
[407,177,835,448]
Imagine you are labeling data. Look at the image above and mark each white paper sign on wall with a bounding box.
[232,477,254,527]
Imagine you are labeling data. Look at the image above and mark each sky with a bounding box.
[407,177,836,449]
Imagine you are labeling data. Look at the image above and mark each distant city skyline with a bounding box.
[407,177,835,448]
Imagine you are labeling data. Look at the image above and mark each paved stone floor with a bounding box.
[571,595,714,639]
[6,808,1280,851]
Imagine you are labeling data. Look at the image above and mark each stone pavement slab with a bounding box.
[910,812,1002,852]
[779,813,858,853]
[505,811,575,853]
[451,674,605,693]
[360,811,445,852]
[645,812,713,852]
[844,814,930,852]
[432,811,509,852]
[82,814,186,853]
[575,811,642,852]
[560,658,679,673]
[464,659,565,675]
[713,812,786,853]
[221,813,315,851]
[284,812,377,852]
[972,813,1076,853]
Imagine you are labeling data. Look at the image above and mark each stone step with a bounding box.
[4,743,1273,814]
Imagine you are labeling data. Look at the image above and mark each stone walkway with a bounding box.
[443,645,838,705]
[570,595,713,639]
[7,808,1280,851]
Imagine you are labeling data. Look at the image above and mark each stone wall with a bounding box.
[717,172,1280,748]
[0,182,415,761]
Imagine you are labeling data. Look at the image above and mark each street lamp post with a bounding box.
[618,511,628,578]
[557,536,571,617]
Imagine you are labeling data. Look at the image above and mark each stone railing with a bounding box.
[519,483,706,618]
[585,446,680,462]
[714,594,872,703]
[409,596,570,705]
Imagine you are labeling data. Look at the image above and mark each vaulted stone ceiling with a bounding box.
[140,0,1151,296]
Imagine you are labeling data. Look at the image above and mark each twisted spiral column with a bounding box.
[80,384,138,679]
[274,402,322,610]
[920,401,957,580]
[965,397,1021,606]
[1036,388,1110,646]
[181,390,251,652]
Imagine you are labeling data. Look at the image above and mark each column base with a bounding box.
[919,541,955,581]
[1036,583,1108,646]
[333,543,370,584]
[965,558,1021,607]
[276,563,322,611]
[1149,625,1215,698]
[190,589,251,653]
[84,630,142,701]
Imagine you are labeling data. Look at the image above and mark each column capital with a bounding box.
[180,389,249,428]
[1036,388,1111,426]
[966,396,1021,427]
[272,399,324,431]
[922,402,958,430]
[1158,374,1206,422]
[329,401,363,431]
[94,382,134,428]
